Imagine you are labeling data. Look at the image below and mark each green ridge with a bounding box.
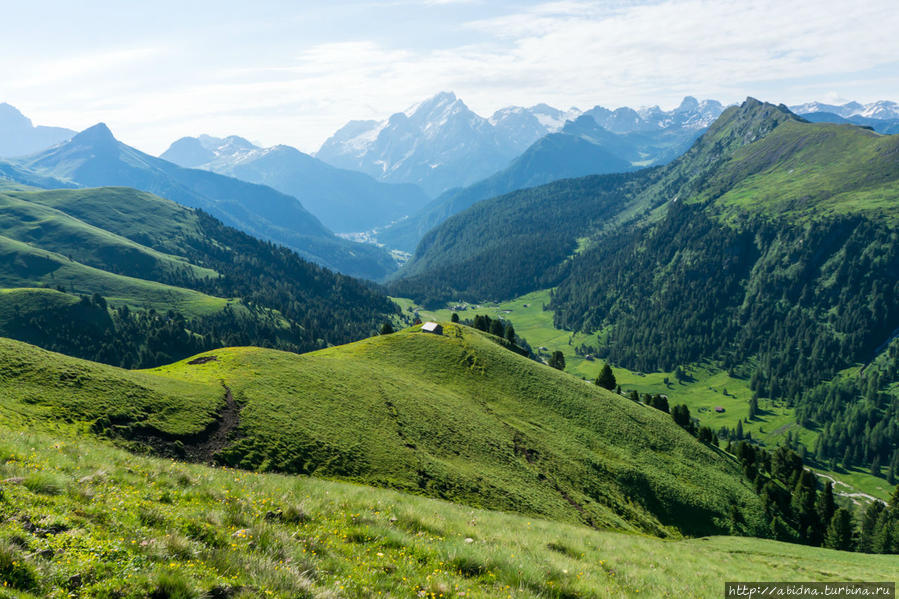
[0,328,765,539]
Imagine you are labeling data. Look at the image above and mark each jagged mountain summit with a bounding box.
[584,96,725,134]
[317,92,530,196]
[790,99,899,134]
[370,95,723,252]
[317,92,726,197]
[0,103,75,158]
[160,135,429,234]
[790,99,899,120]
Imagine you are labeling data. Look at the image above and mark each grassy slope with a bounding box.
[2,425,894,599]
[0,189,217,280]
[5,187,210,256]
[0,338,222,437]
[700,121,899,222]
[400,293,895,502]
[0,236,229,316]
[0,329,763,539]
[0,187,239,316]
[148,324,765,538]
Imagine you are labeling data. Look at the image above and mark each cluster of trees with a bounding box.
[187,210,398,343]
[729,442,899,553]
[798,339,899,477]
[554,206,899,401]
[551,203,899,453]
[3,210,399,368]
[389,172,652,307]
[462,313,534,359]
[7,292,315,369]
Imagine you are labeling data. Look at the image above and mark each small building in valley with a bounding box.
[714,406,726,413]
[422,322,443,335]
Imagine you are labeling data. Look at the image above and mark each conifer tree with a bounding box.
[858,501,885,553]
[595,363,616,390]
[816,481,836,533]
[824,508,855,551]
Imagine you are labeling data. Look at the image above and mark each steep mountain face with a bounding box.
[366,96,721,252]
[162,135,430,233]
[10,124,397,279]
[583,96,724,134]
[317,92,525,196]
[159,136,216,167]
[0,103,75,157]
[0,186,398,367]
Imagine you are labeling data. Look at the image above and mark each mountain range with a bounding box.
[0,92,897,596]
[358,93,722,251]
[160,134,430,233]
[1,123,397,279]
[789,99,899,120]
[316,92,724,198]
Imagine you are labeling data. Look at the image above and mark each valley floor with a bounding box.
[0,424,895,599]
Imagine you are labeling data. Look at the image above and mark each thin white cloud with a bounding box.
[4,0,897,154]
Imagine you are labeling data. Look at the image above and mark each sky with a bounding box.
[2,0,898,155]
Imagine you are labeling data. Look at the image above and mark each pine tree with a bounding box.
[749,396,759,420]
[872,454,882,478]
[548,351,565,371]
[595,363,616,390]
[451,312,460,323]
[504,323,516,344]
[823,508,855,551]
[490,319,505,338]
[380,322,395,335]
[791,470,819,544]
[816,481,836,535]
[736,419,744,440]
[872,509,895,554]
[858,501,886,553]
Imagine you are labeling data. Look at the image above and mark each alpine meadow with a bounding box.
[0,2,898,598]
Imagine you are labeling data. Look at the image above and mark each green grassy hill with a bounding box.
[0,331,894,597]
[0,327,765,540]
[0,185,397,368]
[399,291,898,502]
[2,422,894,599]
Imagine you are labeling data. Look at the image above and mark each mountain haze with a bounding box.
[0,103,75,157]
[161,135,430,233]
[10,124,397,279]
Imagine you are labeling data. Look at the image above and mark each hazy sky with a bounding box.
[3,0,898,155]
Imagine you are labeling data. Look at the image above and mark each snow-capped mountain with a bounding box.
[0,103,75,158]
[317,93,723,196]
[790,100,899,120]
[584,96,724,133]
[316,92,588,197]
[160,135,429,234]
[161,134,262,169]
[317,92,527,196]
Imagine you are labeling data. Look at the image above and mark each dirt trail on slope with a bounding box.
[182,382,240,464]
